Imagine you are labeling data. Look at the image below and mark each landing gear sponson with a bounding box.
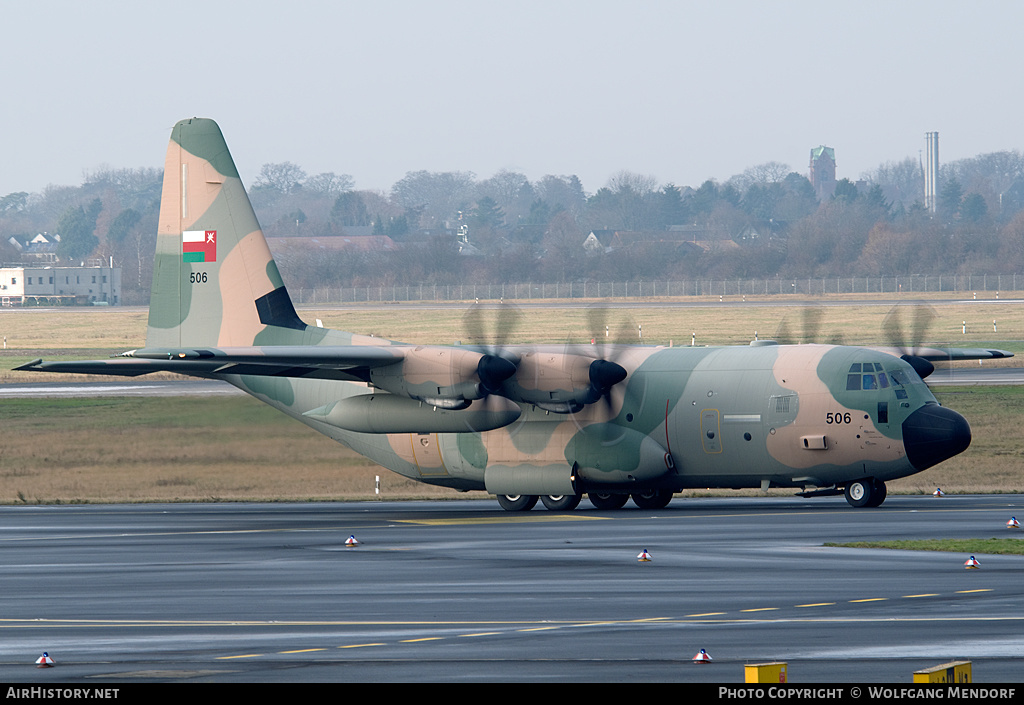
[501,479,890,512]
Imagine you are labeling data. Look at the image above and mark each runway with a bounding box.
[2,496,1022,683]
[0,380,242,398]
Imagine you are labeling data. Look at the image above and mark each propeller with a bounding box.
[881,303,937,379]
[462,302,523,395]
[461,303,632,415]
[772,306,845,345]
[463,301,522,347]
[455,303,527,433]
[575,305,633,410]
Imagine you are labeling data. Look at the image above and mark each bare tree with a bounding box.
[606,170,658,196]
[390,170,477,229]
[253,162,308,194]
[729,162,791,191]
[304,172,355,196]
[476,169,530,221]
[862,157,924,211]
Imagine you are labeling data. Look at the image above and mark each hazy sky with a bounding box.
[3,1,1022,197]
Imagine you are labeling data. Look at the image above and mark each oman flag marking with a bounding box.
[182,230,216,263]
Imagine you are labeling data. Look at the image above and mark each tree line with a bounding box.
[1,149,1023,303]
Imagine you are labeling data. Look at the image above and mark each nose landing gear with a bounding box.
[844,478,887,508]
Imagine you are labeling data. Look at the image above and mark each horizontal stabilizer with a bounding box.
[15,358,163,377]
[18,345,406,381]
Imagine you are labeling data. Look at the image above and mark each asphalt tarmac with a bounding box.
[2,495,1022,683]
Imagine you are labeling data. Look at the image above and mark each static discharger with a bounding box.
[35,652,54,668]
[964,555,980,569]
[692,649,713,663]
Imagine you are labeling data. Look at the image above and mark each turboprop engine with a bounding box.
[368,346,517,409]
[498,351,627,413]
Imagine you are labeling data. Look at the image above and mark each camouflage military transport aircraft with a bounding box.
[18,118,1013,511]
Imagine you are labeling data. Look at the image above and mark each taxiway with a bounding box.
[1,496,1022,682]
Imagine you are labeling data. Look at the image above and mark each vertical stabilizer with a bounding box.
[147,118,306,348]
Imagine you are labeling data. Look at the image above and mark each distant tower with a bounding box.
[924,131,939,214]
[809,146,836,201]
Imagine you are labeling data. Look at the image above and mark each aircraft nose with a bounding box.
[902,404,971,471]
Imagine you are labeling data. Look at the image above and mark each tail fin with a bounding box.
[147,118,307,348]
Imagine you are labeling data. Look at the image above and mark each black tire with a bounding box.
[865,479,887,507]
[541,494,582,511]
[588,492,629,510]
[844,479,875,508]
[497,494,538,512]
[631,489,673,510]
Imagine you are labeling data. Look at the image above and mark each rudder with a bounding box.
[147,118,307,348]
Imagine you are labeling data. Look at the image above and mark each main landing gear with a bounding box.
[495,491,673,512]
[496,494,538,511]
[844,478,887,508]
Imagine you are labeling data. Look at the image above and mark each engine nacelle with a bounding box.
[368,346,516,408]
[500,352,626,413]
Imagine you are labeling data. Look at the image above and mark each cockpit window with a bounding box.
[890,369,912,386]
[847,362,894,391]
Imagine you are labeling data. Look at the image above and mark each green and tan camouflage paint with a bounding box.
[18,118,985,508]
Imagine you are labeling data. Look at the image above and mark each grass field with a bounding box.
[0,396,454,504]
[0,385,1019,505]
[0,298,1022,504]
[826,539,1024,555]
[0,293,1022,351]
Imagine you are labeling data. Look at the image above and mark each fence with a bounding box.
[291,274,1024,304]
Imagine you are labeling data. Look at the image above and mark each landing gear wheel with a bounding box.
[588,492,629,510]
[497,494,538,512]
[866,479,887,507]
[541,494,582,511]
[844,479,880,508]
[631,489,673,510]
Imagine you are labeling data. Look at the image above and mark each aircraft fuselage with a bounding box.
[227,340,966,502]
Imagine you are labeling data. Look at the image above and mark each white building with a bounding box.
[0,265,121,305]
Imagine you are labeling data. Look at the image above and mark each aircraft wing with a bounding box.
[870,346,1014,362]
[15,345,404,381]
